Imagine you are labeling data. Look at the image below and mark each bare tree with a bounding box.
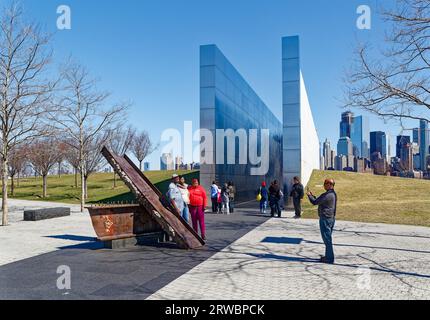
[27,139,61,198]
[50,62,128,211]
[345,0,430,127]
[0,4,54,225]
[109,125,136,187]
[63,142,80,188]
[8,145,27,196]
[56,141,68,178]
[82,132,111,199]
[132,131,154,171]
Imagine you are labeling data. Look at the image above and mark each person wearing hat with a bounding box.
[257,182,269,214]
[188,178,208,240]
[307,178,337,264]
[167,174,187,222]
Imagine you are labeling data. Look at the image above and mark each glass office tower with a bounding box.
[370,131,387,159]
[420,120,429,172]
[396,136,411,158]
[199,44,283,201]
[340,111,353,138]
[350,115,369,158]
[337,137,353,157]
[413,128,420,145]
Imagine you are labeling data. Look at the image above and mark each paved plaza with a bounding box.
[1,199,430,300]
[149,217,430,300]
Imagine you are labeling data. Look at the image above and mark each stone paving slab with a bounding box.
[0,206,270,300]
[0,199,95,266]
[148,215,430,300]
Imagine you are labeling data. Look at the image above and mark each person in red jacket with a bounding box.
[188,178,208,240]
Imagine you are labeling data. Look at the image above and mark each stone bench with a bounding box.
[24,207,71,221]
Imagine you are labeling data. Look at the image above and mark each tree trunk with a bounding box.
[84,176,88,200]
[2,158,8,226]
[74,167,78,188]
[80,166,85,212]
[42,174,47,198]
[113,172,116,188]
[10,174,15,197]
[58,161,61,178]
[139,160,142,171]
[17,172,20,187]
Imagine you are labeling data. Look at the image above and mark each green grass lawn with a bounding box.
[3,170,197,205]
[302,170,430,227]
[3,168,430,228]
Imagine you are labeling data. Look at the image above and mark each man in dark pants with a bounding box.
[290,176,304,218]
[269,180,282,218]
[307,179,337,264]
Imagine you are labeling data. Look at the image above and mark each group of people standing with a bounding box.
[167,174,207,240]
[257,180,287,217]
[167,173,337,265]
[257,177,304,219]
[210,181,236,214]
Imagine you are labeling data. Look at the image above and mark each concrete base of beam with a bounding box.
[102,232,166,249]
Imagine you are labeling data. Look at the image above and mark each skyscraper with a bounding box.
[399,142,413,171]
[337,137,353,157]
[322,139,332,170]
[160,153,174,171]
[350,115,369,158]
[370,131,387,160]
[338,112,369,158]
[413,128,420,145]
[174,156,183,170]
[420,120,429,172]
[339,111,353,138]
[387,135,391,160]
[396,135,411,158]
[335,155,347,171]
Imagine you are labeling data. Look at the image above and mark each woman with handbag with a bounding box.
[257,182,269,214]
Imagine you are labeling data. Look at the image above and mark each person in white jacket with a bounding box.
[177,175,191,224]
[210,181,220,213]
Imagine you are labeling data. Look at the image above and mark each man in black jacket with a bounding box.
[307,179,337,264]
[290,176,304,219]
[269,180,282,218]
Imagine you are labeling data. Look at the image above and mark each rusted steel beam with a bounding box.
[101,147,205,249]
[86,204,162,242]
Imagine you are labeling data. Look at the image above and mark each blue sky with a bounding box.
[18,0,409,169]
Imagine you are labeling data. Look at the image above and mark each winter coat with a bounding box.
[188,185,208,208]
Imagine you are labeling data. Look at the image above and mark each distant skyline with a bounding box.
[16,0,416,169]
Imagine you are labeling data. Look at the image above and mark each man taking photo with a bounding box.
[307,179,337,264]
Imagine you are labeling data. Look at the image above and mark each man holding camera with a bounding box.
[307,179,337,264]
